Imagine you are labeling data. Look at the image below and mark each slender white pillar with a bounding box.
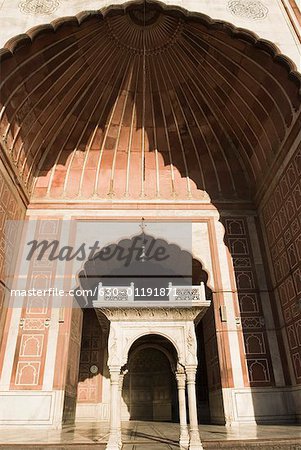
[117,369,127,448]
[176,369,190,449]
[106,367,121,450]
[186,366,203,450]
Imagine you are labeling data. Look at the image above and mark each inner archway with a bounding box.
[123,335,178,422]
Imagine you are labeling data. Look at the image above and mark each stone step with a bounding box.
[0,439,300,450]
[203,439,301,450]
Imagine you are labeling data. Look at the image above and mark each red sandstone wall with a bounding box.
[260,147,301,384]
[0,160,26,353]
[77,309,104,404]
[202,305,222,391]
[9,220,60,389]
[223,217,274,386]
[63,307,82,423]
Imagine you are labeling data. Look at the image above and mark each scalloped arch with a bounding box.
[76,233,212,307]
[0,0,300,202]
[2,1,300,83]
[122,329,183,367]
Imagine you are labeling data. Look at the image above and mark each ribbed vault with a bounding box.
[0,1,300,202]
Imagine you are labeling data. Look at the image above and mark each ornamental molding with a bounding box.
[228,0,268,20]
[105,320,200,368]
[96,306,207,322]
[19,0,64,16]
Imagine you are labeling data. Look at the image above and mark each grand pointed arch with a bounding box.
[0,0,300,439]
[0,0,300,205]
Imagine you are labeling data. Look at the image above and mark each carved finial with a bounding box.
[139,217,147,235]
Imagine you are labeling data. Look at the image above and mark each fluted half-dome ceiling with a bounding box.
[0,1,300,202]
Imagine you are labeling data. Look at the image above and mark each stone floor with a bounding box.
[0,422,300,449]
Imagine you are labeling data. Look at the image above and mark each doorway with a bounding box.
[123,338,178,422]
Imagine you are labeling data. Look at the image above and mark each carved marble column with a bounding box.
[117,369,127,447]
[176,368,190,449]
[186,366,203,450]
[106,367,121,450]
